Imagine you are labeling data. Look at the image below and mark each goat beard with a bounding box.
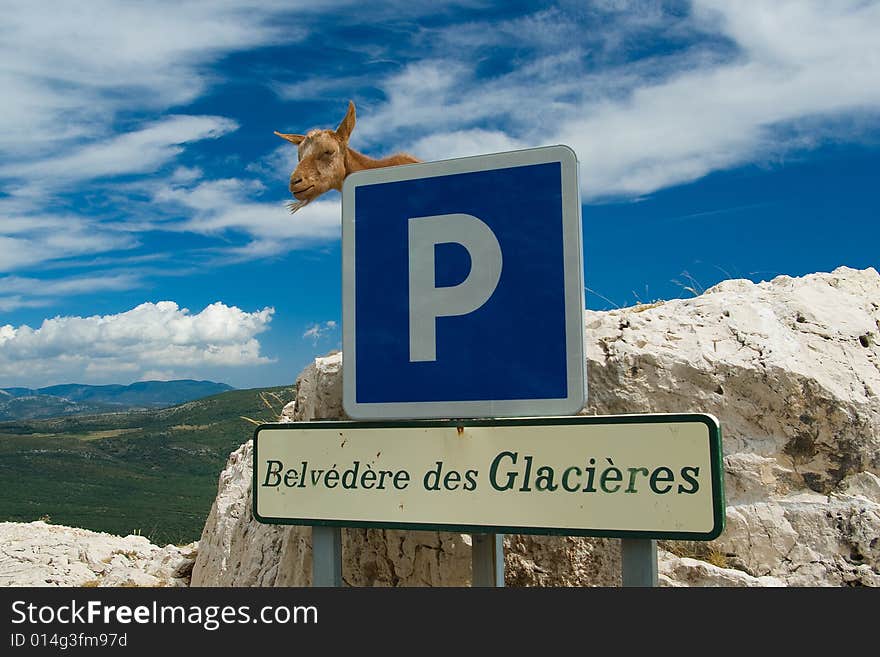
[287,198,312,214]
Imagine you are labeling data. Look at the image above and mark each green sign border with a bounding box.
[252,413,726,541]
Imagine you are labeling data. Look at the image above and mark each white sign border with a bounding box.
[341,145,585,420]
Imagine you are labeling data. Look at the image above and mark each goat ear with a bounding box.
[274,131,305,145]
[335,101,356,142]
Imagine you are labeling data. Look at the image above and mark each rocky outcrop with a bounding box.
[0,521,196,587]
[585,266,880,586]
[193,354,479,586]
[279,353,345,423]
[193,266,880,586]
[194,352,621,587]
[657,550,785,587]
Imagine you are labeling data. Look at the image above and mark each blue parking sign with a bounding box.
[342,145,585,419]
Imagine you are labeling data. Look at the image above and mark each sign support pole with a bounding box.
[472,533,505,587]
[621,538,658,587]
[312,526,343,587]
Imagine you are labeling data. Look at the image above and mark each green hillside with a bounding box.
[0,385,296,546]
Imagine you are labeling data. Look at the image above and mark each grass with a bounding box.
[631,301,665,313]
[0,384,296,546]
[670,270,705,297]
[660,540,729,569]
[240,389,290,426]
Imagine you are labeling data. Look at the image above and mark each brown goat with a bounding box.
[274,101,420,213]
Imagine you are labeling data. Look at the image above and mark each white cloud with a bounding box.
[139,369,179,382]
[353,60,495,144]
[273,75,369,102]
[409,129,529,162]
[2,116,238,186]
[3,0,877,296]
[0,1,297,157]
[0,1,322,280]
[150,177,342,255]
[557,1,880,198]
[0,301,275,387]
[303,320,338,344]
[0,296,49,312]
[0,273,142,312]
[246,145,300,183]
[0,0,477,161]
[0,210,137,273]
[357,1,880,200]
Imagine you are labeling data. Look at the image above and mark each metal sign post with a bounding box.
[621,538,658,587]
[472,533,505,587]
[312,525,342,587]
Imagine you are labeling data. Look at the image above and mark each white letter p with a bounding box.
[408,213,502,362]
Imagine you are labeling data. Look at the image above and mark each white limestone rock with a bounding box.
[657,550,785,587]
[0,521,196,587]
[280,352,345,423]
[194,266,880,586]
[585,266,880,586]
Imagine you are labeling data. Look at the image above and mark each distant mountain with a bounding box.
[0,380,234,421]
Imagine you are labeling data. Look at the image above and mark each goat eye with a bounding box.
[324,150,333,156]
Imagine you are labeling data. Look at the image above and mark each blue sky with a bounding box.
[1,0,878,390]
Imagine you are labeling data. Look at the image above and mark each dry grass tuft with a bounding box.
[661,540,729,569]
[241,389,293,426]
[631,301,665,313]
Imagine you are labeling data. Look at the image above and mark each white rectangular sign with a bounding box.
[253,414,724,540]
[341,145,585,420]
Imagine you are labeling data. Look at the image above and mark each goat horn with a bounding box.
[274,131,305,145]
